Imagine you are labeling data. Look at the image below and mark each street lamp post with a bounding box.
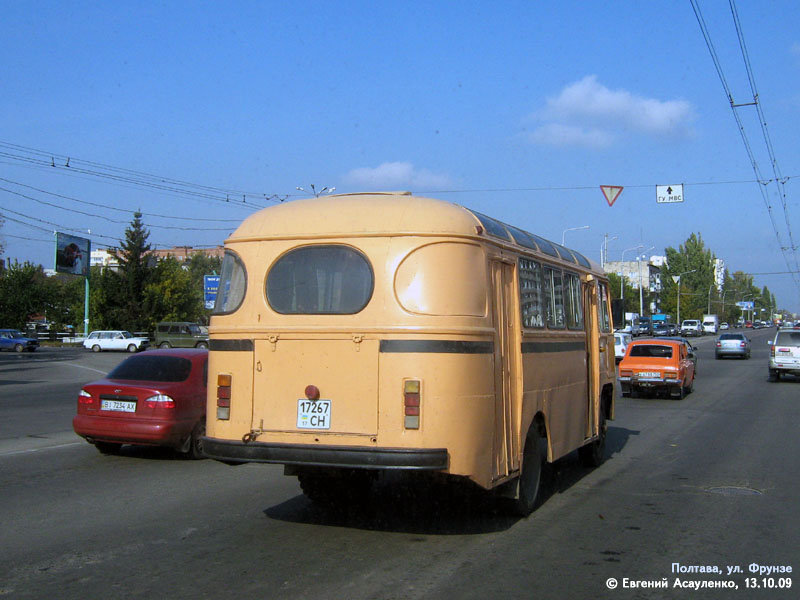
[296,184,336,198]
[601,234,618,269]
[638,247,655,315]
[741,294,754,326]
[561,225,589,246]
[673,269,697,325]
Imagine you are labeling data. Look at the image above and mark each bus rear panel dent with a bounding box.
[204,193,615,511]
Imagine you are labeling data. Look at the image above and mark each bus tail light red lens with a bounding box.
[404,380,420,429]
[217,374,232,420]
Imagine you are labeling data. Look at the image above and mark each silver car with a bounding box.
[715,333,751,360]
[768,327,800,381]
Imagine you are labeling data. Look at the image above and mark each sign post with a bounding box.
[54,232,91,336]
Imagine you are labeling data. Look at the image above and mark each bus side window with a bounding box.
[543,266,565,329]
[519,258,545,328]
[565,272,583,330]
[598,283,611,332]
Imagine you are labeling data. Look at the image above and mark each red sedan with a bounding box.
[73,348,208,458]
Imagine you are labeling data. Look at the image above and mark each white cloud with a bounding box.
[343,161,451,189]
[528,123,615,149]
[528,75,695,148]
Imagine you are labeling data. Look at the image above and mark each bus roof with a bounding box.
[227,192,598,270]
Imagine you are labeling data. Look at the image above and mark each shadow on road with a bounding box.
[264,425,639,535]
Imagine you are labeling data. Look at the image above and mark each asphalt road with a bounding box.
[1,330,797,599]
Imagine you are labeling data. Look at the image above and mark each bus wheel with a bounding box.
[512,426,544,517]
[578,406,607,468]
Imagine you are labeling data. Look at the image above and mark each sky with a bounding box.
[2,1,799,312]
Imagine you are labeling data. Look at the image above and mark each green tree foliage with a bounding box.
[143,257,206,328]
[41,275,85,330]
[88,265,127,330]
[0,261,48,328]
[606,272,653,314]
[109,212,153,331]
[660,233,716,321]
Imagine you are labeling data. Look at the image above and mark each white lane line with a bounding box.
[1,441,84,457]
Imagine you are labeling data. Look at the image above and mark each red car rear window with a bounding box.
[108,355,193,382]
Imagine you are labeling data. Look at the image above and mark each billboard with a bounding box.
[55,232,90,277]
[204,275,220,309]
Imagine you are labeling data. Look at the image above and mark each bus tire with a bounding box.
[512,426,544,517]
[578,405,607,468]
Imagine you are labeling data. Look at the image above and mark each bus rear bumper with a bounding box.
[202,437,449,470]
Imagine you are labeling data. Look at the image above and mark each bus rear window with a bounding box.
[267,245,374,314]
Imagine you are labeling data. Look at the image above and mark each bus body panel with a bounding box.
[204,193,616,494]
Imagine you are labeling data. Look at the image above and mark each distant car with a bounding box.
[0,329,39,352]
[720,322,729,330]
[768,327,800,382]
[614,332,633,363]
[680,320,703,337]
[715,333,751,360]
[83,330,150,353]
[636,320,653,336]
[73,348,208,457]
[666,323,679,336]
[652,322,670,337]
[154,321,209,349]
[618,339,696,399]
[745,321,754,328]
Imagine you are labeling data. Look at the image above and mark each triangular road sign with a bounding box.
[600,185,623,207]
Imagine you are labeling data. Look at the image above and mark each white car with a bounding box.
[614,332,633,363]
[83,330,150,353]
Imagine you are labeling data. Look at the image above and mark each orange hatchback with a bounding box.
[618,339,696,399]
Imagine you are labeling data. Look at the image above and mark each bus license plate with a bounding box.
[297,400,331,429]
[101,400,136,412]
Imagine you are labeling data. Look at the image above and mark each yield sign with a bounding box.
[600,185,623,207]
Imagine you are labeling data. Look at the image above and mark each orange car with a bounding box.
[618,339,696,399]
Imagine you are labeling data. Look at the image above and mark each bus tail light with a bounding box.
[404,379,421,429]
[217,374,232,420]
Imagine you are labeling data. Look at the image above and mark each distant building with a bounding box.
[90,246,223,271]
[149,246,224,262]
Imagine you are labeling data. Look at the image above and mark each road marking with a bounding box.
[1,441,84,457]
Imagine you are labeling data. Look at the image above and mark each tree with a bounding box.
[110,212,153,331]
[660,233,716,321]
[143,257,205,328]
[0,261,48,328]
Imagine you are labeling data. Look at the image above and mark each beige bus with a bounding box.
[203,192,616,515]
